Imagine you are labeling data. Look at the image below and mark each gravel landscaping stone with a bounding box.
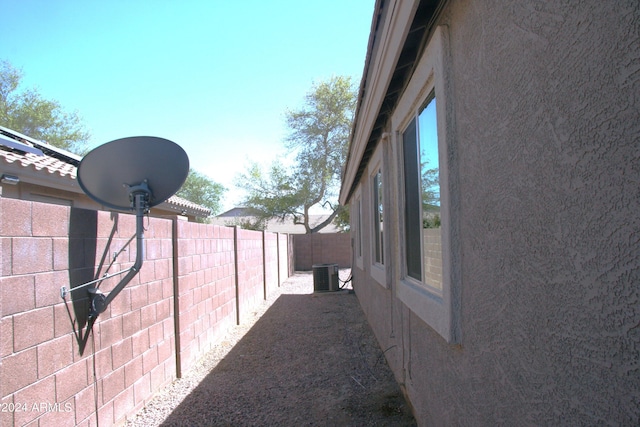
[126,270,416,426]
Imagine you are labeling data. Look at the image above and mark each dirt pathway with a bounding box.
[127,271,416,426]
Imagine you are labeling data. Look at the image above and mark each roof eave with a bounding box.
[339,0,445,205]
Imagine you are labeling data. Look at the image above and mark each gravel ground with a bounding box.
[126,270,416,426]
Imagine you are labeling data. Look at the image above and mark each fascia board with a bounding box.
[0,161,82,194]
[340,0,419,205]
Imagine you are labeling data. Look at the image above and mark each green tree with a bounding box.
[0,60,90,154]
[421,155,440,228]
[236,76,356,233]
[177,168,226,220]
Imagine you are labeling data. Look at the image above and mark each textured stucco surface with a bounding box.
[350,0,640,425]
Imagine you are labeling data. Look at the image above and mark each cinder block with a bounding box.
[73,385,97,425]
[2,237,11,276]
[178,291,193,313]
[131,329,150,357]
[149,363,166,391]
[97,316,123,349]
[97,400,114,427]
[147,217,171,239]
[161,277,173,300]
[147,280,163,305]
[55,359,88,402]
[122,310,141,338]
[154,258,171,281]
[34,396,76,427]
[138,261,156,284]
[145,239,163,261]
[140,304,157,330]
[142,348,159,375]
[130,284,148,311]
[111,337,133,370]
[1,275,35,315]
[133,374,151,406]
[157,338,172,363]
[155,298,171,321]
[52,238,69,271]
[35,270,69,308]
[159,240,173,263]
[109,288,131,317]
[91,347,112,379]
[13,306,54,351]
[124,355,143,388]
[1,347,37,395]
[177,256,193,275]
[12,237,53,274]
[0,317,12,357]
[178,239,196,257]
[147,322,163,347]
[53,303,78,339]
[100,365,125,404]
[1,198,31,237]
[37,334,73,378]
[162,318,174,341]
[113,386,135,424]
[32,203,69,237]
[12,375,56,427]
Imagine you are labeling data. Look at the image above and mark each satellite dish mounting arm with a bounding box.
[68,136,189,322]
[88,185,149,318]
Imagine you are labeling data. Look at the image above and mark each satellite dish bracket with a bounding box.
[60,185,150,318]
[87,187,149,318]
[126,180,151,210]
[61,136,188,321]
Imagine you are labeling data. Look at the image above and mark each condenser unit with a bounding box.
[312,263,340,292]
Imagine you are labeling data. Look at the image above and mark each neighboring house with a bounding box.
[0,126,210,221]
[212,206,341,234]
[340,1,639,425]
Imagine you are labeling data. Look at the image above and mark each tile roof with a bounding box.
[159,194,211,216]
[0,127,210,217]
[0,149,77,179]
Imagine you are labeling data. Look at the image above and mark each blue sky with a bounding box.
[2,0,374,210]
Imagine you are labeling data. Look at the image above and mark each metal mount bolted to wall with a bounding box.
[59,136,189,320]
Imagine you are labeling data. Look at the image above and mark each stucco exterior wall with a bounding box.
[349,0,639,425]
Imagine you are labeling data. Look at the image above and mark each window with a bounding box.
[391,25,459,343]
[403,92,442,293]
[373,169,384,265]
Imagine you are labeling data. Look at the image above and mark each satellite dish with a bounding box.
[64,136,189,319]
[77,136,189,211]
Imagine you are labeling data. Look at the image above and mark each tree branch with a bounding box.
[310,208,339,234]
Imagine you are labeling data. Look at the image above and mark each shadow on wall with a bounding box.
[63,209,133,356]
[160,291,415,426]
[64,208,98,355]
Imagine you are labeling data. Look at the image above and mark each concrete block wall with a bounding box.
[0,198,293,426]
[280,234,294,278]
[174,222,237,375]
[263,232,279,297]
[234,228,265,324]
[277,234,287,283]
[293,233,352,270]
[1,200,176,427]
[423,228,443,289]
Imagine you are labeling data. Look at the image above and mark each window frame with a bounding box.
[403,91,443,294]
[353,186,363,269]
[391,25,459,343]
[369,146,386,287]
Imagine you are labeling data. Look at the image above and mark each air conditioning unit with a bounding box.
[312,263,340,292]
